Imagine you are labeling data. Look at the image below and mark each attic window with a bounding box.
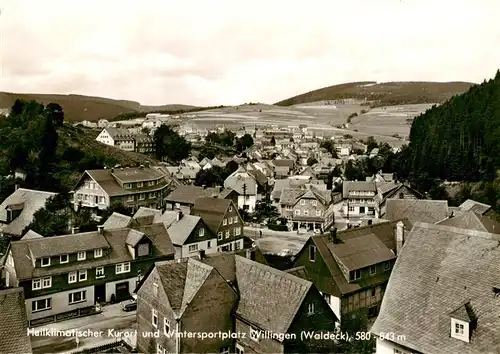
[307,303,315,315]
[41,257,51,267]
[309,245,316,262]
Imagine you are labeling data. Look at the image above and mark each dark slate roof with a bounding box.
[155,258,216,318]
[459,199,492,215]
[235,255,312,335]
[167,215,202,245]
[190,198,232,234]
[437,211,500,234]
[0,287,32,354]
[0,188,57,237]
[385,198,449,224]
[271,159,294,168]
[279,188,306,206]
[165,185,219,205]
[449,301,477,322]
[111,168,164,183]
[371,222,500,354]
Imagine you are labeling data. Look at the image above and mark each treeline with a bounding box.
[110,105,227,122]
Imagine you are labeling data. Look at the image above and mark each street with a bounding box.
[30,304,136,354]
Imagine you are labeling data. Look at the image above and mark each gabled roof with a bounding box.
[133,207,163,223]
[342,181,376,197]
[102,212,132,230]
[459,199,492,215]
[279,188,306,206]
[235,255,313,335]
[102,127,133,139]
[437,211,500,234]
[385,198,449,224]
[0,188,57,237]
[125,229,147,247]
[224,170,258,195]
[190,198,233,234]
[21,230,43,240]
[166,185,220,205]
[154,258,217,318]
[449,301,477,322]
[0,287,32,354]
[371,222,500,354]
[167,215,202,246]
[111,168,165,183]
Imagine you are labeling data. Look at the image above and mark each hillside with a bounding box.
[406,71,500,182]
[0,92,198,122]
[275,81,475,107]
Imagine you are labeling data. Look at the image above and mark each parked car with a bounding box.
[121,298,137,312]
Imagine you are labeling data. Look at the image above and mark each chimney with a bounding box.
[111,168,114,173]
[395,221,405,255]
[176,209,183,221]
[330,227,338,243]
[97,225,104,234]
[71,227,79,234]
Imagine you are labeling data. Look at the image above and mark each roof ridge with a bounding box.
[413,222,500,240]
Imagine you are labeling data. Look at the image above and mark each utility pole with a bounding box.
[243,183,247,211]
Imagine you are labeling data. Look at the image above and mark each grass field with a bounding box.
[0,92,198,122]
[275,81,474,107]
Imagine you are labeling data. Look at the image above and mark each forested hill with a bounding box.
[407,70,500,182]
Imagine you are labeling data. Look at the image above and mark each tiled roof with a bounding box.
[371,222,500,354]
[166,185,220,205]
[235,255,312,335]
[376,182,400,196]
[133,207,163,223]
[0,287,32,354]
[0,188,57,237]
[224,171,258,195]
[167,215,202,245]
[191,198,232,234]
[125,229,146,247]
[103,127,133,139]
[279,188,306,206]
[271,159,294,168]
[342,181,376,197]
[437,211,500,234]
[102,212,132,230]
[21,230,43,240]
[155,258,215,318]
[459,199,492,215]
[111,168,164,183]
[385,198,449,224]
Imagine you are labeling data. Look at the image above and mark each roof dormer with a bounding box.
[125,229,151,259]
[450,301,477,343]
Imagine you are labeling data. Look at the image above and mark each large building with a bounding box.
[6,223,175,326]
[95,128,155,153]
[72,167,171,213]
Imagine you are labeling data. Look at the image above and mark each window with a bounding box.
[351,270,361,281]
[235,227,241,236]
[348,206,355,212]
[307,303,315,315]
[139,193,145,200]
[125,183,131,189]
[368,305,378,317]
[369,265,376,275]
[69,290,86,304]
[116,262,131,274]
[223,218,227,226]
[199,228,204,237]
[300,200,305,205]
[137,182,143,188]
[127,195,134,202]
[149,192,155,198]
[77,252,86,261]
[384,261,391,271]
[316,210,322,216]
[42,276,52,288]
[152,309,158,327]
[312,200,317,206]
[153,283,158,297]
[371,288,376,298]
[236,344,244,354]
[41,257,51,267]
[295,209,301,215]
[323,293,331,305]
[309,245,316,262]
[228,217,233,225]
[455,323,464,335]
[156,343,165,354]
[96,267,105,278]
[68,272,77,283]
[234,216,239,224]
[94,248,103,258]
[189,244,198,252]
[99,196,104,203]
[250,327,260,341]
[60,254,68,264]
[286,205,292,211]
[138,243,150,257]
[32,298,51,312]
[220,348,230,354]
[164,318,170,334]
[217,232,223,240]
[304,210,309,216]
[32,278,42,290]
[235,241,241,250]
[79,270,87,281]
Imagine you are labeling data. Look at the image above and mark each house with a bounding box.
[375,182,425,216]
[0,287,32,353]
[371,222,500,354]
[164,166,199,183]
[271,177,326,205]
[132,207,217,260]
[458,199,493,216]
[97,119,109,128]
[270,159,295,177]
[190,198,244,253]
[384,199,449,225]
[72,167,170,213]
[135,254,338,354]
[165,185,226,213]
[366,171,395,183]
[224,167,259,212]
[342,181,378,219]
[6,223,175,326]
[96,128,136,151]
[293,219,411,321]
[0,188,57,239]
[134,134,155,154]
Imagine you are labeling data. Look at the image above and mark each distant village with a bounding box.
[0,110,498,354]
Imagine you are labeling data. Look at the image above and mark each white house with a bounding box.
[223,167,258,212]
[95,127,135,151]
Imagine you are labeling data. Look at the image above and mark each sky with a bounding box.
[1,0,499,106]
